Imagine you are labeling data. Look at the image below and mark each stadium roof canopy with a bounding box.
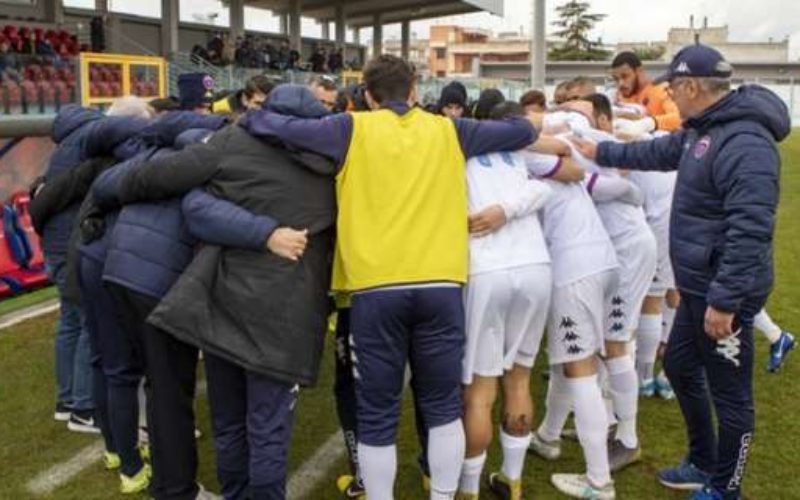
[249,0,503,28]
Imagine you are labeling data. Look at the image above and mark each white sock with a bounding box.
[458,452,486,495]
[358,443,396,500]
[568,374,611,488]
[635,314,662,384]
[755,309,782,344]
[597,364,616,426]
[428,420,465,499]
[539,366,572,442]
[605,356,639,448]
[500,430,531,481]
[661,302,677,344]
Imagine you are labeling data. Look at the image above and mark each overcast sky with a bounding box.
[66,0,800,59]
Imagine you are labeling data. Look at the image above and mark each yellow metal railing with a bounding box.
[78,52,167,107]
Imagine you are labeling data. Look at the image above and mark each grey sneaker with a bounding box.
[551,474,615,500]
[528,431,562,460]
[195,484,221,500]
[608,439,641,472]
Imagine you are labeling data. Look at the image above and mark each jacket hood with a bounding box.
[52,105,103,143]
[687,84,791,142]
[262,84,330,118]
[140,111,228,147]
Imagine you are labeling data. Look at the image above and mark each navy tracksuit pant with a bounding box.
[664,292,766,499]
[204,353,298,500]
[78,256,145,477]
[350,286,464,447]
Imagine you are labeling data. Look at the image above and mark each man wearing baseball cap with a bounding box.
[572,43,790,500]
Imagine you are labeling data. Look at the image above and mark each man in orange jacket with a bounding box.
[610,51,682,133]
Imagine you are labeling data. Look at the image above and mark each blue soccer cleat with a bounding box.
[657,459,709,491]
[655,371,675,400]
[639,378,655,397]
[768,331,795,373]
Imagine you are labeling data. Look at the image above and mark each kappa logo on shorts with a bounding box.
[611,296,624,306]
[567,344,584,355]
[609,309,625,319]
[560,316,577,329]
[559,316,582,354]
[610,322,625,333]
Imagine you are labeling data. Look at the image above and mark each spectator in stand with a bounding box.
[310,46,327,73]
[21,31,37,56]
[0,39,19,74]
[191,44,210,64]
[276,40,290,70]
[520,89,547,113]
[207,33,224,65]
[288,45,301,70]
[328,48,344,74]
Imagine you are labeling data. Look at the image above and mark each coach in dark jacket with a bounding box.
[113,86,334,500]
[91,112,280,500]
[103,87,333,499]
[573,44,790,500]
[40,104,147,428]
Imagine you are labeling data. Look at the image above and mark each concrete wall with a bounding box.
[0,0,46,21]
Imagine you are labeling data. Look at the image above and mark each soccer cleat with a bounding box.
[551,473,615,500]
[657,460,709,491]
[768,331,795,372]
[608,439,641,472]
[195,484,221,500]
[488,471,522,500]
[54,401,73,422]
[689,486,725,499]
[119,463,151,494]
[336,474,366,499]
[103,451,121,470]
[655,371,675,400]
[67,410,101,434]
[139,443,151,462]
[639,378,655,397]
[528,431,562,460]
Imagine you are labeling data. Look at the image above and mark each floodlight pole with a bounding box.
[531,0,546,89]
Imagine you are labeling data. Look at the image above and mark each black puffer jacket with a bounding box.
[116,87,336,386]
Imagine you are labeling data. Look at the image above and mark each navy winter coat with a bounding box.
[42,105,147,256]
[597,85,791,313]
[92,113,278,300]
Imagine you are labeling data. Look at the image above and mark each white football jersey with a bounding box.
[521,151,618,287]
[466,151,552,275]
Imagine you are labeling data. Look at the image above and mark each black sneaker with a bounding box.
[67,410,101,434]
[54,401,73,422]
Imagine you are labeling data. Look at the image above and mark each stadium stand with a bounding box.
[0,191,49,293]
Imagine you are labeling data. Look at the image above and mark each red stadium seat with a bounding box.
[10,193,45,270]
[52,80,70,104]
[89,81,100,97]
[0,215,48,292]
[20,79,38,104]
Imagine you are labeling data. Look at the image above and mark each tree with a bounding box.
[549,1,610,61]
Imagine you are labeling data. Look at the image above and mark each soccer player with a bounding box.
[242,56,540,499]
[523,142,619,499]
[572,94,658,472]
[610,51,682,134]
[457,101,553,500]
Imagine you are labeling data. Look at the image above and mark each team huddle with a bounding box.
[34,43,793,500]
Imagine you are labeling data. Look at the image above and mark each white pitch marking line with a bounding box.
[0,299,59,331]
[287,431,346,500]
[26,441,105,496]
[27,381,209,496]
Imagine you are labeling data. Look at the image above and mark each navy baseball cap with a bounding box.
[655,43,733,83]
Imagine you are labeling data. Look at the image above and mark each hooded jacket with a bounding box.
[597,85,790,313]
[108,86,336,386]
[40,105,147,257]
[91,112,276,302]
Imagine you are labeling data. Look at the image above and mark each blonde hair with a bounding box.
[106,95,154,119]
